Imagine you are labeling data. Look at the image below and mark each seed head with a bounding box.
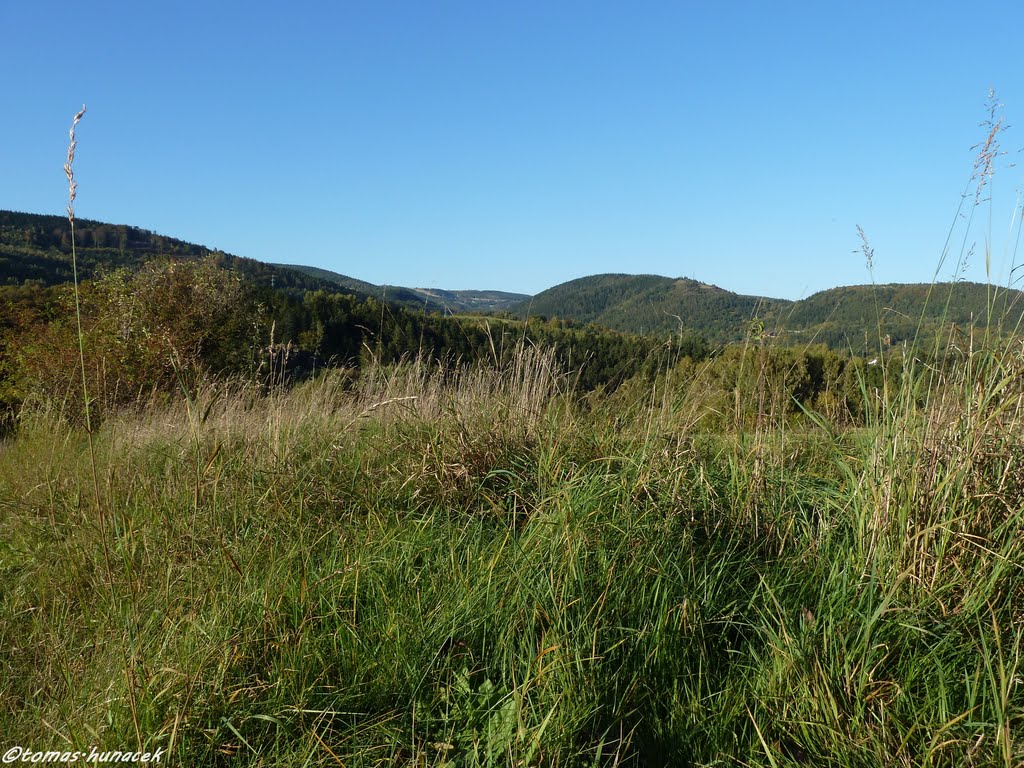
[66,105,86,222]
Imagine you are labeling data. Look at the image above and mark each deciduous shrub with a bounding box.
[12,257,262,419]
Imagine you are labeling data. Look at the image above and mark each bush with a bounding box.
[12,257,263,419]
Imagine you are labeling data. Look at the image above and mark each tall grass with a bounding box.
[2,329,1022,764]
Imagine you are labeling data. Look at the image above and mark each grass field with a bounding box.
[1,336,1021,766]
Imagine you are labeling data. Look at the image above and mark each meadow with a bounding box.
[1,332,1021,766]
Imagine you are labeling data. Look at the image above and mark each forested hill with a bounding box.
[513,272,1024,350]
[778,283,1024,348]
[0,210,528,313]
[513,274,789,342]
[0,209,357,298]
[274,263,530,313]
[7,209,1022,354]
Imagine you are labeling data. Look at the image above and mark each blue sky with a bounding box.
[3,1,1023,299]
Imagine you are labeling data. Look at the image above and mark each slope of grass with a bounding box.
[1,341,1021,766]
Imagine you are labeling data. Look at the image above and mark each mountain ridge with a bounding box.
[0,210,524,313]
[272,263,529,313]
[513,272,1024,349]
[4,209,1022,352]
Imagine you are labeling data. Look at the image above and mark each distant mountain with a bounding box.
[409,287,530,313]
[513,272,1024,350]
[274,263,530,313]
[513,274,788,342]
[0,210,361,298]
[7,209,1022,354]
[265,264,381,296]
[0,211,527,314]
[271,263,443,310]
[775,282,1024,349]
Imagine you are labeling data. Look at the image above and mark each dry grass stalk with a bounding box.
[63,104,141,744]
[65,105,86,223]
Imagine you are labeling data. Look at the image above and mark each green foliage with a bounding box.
[417,668,520,767]
[259,290,703,393]
[8,258,262,419]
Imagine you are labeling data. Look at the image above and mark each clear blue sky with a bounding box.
[3,1,1024,299]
